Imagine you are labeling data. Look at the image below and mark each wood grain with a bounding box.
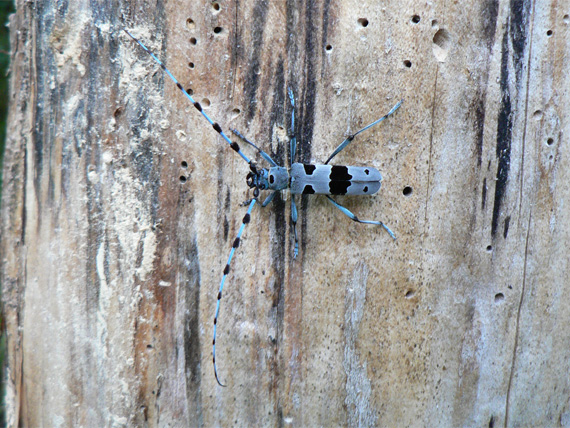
[2,0,569,426]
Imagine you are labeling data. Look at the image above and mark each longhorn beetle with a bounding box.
[125,29,402,386]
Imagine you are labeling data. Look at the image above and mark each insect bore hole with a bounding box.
[494,293,505,303]
[403,186,413,196]
[486,245,493,252]
[325,44,333,52]
[212,2,221,12]
[403,60,412,68]
[185,87,194,95]
[186,18,195,30]
[411,15,421,24]
[188,62,195,69]
[213,26,223,35]
[190,37,197,45]
[231,108,241,120]
[546,137,554,146]
[180,176,187,183]
[546,29,553,36]
[433,28,451,62]
[181,161,188,168]
[357,18,369,27]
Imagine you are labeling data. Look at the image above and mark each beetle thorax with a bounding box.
[267,166,289,191]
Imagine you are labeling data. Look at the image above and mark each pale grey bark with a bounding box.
[2,0,570,426]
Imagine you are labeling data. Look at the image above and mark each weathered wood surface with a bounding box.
[2,0,569,426]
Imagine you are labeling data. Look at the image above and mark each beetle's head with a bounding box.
[246,162,269,198]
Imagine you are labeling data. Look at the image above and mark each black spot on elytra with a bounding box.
[363,186,368,193]
[330,165,352,181]
[329,181,350,195]
[269,174,274,184]
[303,185,315,194]
[304,164,316,175]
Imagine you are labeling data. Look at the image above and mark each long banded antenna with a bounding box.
[213,198,257,386]
[124,29,252,165]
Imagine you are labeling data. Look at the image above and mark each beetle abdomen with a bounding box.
[289,163,382,195]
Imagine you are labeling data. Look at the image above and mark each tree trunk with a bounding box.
[2,0,569,426]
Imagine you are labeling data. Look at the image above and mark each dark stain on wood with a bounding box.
[244,0,269,122]
[492,31,512,237]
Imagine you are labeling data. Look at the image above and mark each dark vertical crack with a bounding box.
[298,0,318,164]
[319,0,332,79]
[509,0,530,84]
[503,215,511,238]
[482,178,487,210]
[423,65,439,231]
[473,0,499,169]
[504,2,534,424]
[32,0,47,213]
[482,0,500,48]
[269,61,287,287]
[504,211,532,426]
[183,234,203,424]
[244,0,269,121]
[473,93,487,169]
[268,63,287,402]
[491,0,531,237]
[491,31,512,237]
[230,0,241,99]
[518,0,535,220]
